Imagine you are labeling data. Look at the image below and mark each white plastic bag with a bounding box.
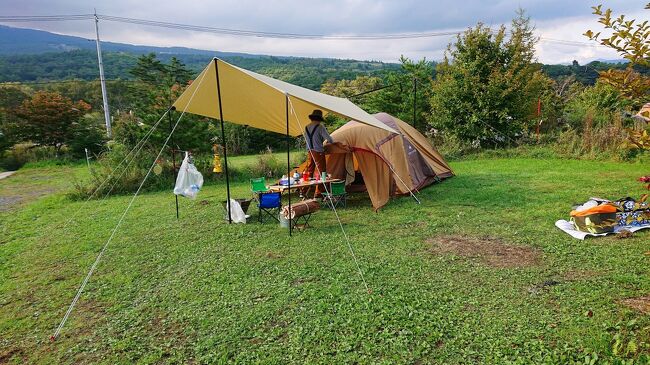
[225,199,247,224]
[173,152,204,199]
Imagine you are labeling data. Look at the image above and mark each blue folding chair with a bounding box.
[257,192,281,223]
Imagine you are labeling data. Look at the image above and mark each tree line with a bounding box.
[1,5,648,172]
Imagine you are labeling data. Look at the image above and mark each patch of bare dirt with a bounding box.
[0,347,25,364]
[0,187,56,212]
[253,250,283,260]
[621,295,650,314]
[426,235,542,268]
[146,312,189,343]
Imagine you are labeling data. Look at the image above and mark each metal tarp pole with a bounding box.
[286,94,292,236]
[215,58,232,224]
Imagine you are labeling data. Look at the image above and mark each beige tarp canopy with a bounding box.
[172,58,397,136]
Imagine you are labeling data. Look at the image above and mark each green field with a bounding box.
[1,157,649,364]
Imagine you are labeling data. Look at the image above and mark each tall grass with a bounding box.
[554,113,643,161]
[0,144,77,170]
[69,145,307,199]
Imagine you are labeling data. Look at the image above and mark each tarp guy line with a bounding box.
[288,97,370,293]
[97,113,171,201]
[51,70,208,341]
[56,109,170,234]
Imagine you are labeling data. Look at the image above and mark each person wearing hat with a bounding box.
[303,109,333,198]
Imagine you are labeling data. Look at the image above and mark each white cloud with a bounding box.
[533,11,647,64]
[1,0,645,63]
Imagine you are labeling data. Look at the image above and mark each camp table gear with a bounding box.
[250,177,269,194]
[611,195,650,227]
[220,198,252,214]
[268,178,344,194]
[282,199,320,230]
[322,180,347,209]
[257,192,282,223]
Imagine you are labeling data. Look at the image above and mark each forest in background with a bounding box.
[1,48,644,87]
[0,6,648,197]
[0,51,401,90]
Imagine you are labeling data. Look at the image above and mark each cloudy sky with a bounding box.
[1,0,647,64]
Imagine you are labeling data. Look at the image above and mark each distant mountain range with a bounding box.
[0,25,639,88]
[0,25,402,89]
[0,25,259,58]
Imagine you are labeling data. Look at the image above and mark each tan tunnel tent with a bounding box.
[297,113,453,211]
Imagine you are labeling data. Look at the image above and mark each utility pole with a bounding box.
[94,10,112,138]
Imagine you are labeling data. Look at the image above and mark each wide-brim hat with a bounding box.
[308,109,324,121]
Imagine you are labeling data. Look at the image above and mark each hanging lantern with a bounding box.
[153,159,163,175]
[212,144,223,173]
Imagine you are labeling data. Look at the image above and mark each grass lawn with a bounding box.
[1,157,649,364]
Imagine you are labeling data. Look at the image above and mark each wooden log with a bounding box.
[282,199,320,219]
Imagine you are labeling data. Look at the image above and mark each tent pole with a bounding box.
[169,106,179,219]
[215,58,232,224]
[387,163,421,204]
[286,93,292,236]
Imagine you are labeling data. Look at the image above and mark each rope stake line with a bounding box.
[53,109,170,249]
[51,72,208,341]
[56,109,169,233]
[386,163,421,204]
[96,116,166,201]
[288,98,370,293]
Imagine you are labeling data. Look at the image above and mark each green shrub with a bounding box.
[67,113,107,159]
[0,143,75,170]
[69,144,308,199]
[552,111,641,161]
[432,133,479,160]
[564,82,628,131]
[249,148,284,178]
[69,143,172,200]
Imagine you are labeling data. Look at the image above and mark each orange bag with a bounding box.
[570,204,617,217]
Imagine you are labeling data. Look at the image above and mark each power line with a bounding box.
[98,15,463,40]
[0,13,608,47]
[0,79,127,85]
[0,14,460,39]
[538,37,607,48]
[0,14,94,21]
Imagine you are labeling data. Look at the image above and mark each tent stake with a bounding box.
[215,58,232,224]
[169,107,179,219]
[286,93,292,236]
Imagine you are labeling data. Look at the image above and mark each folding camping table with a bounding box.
[268,178,344,198]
